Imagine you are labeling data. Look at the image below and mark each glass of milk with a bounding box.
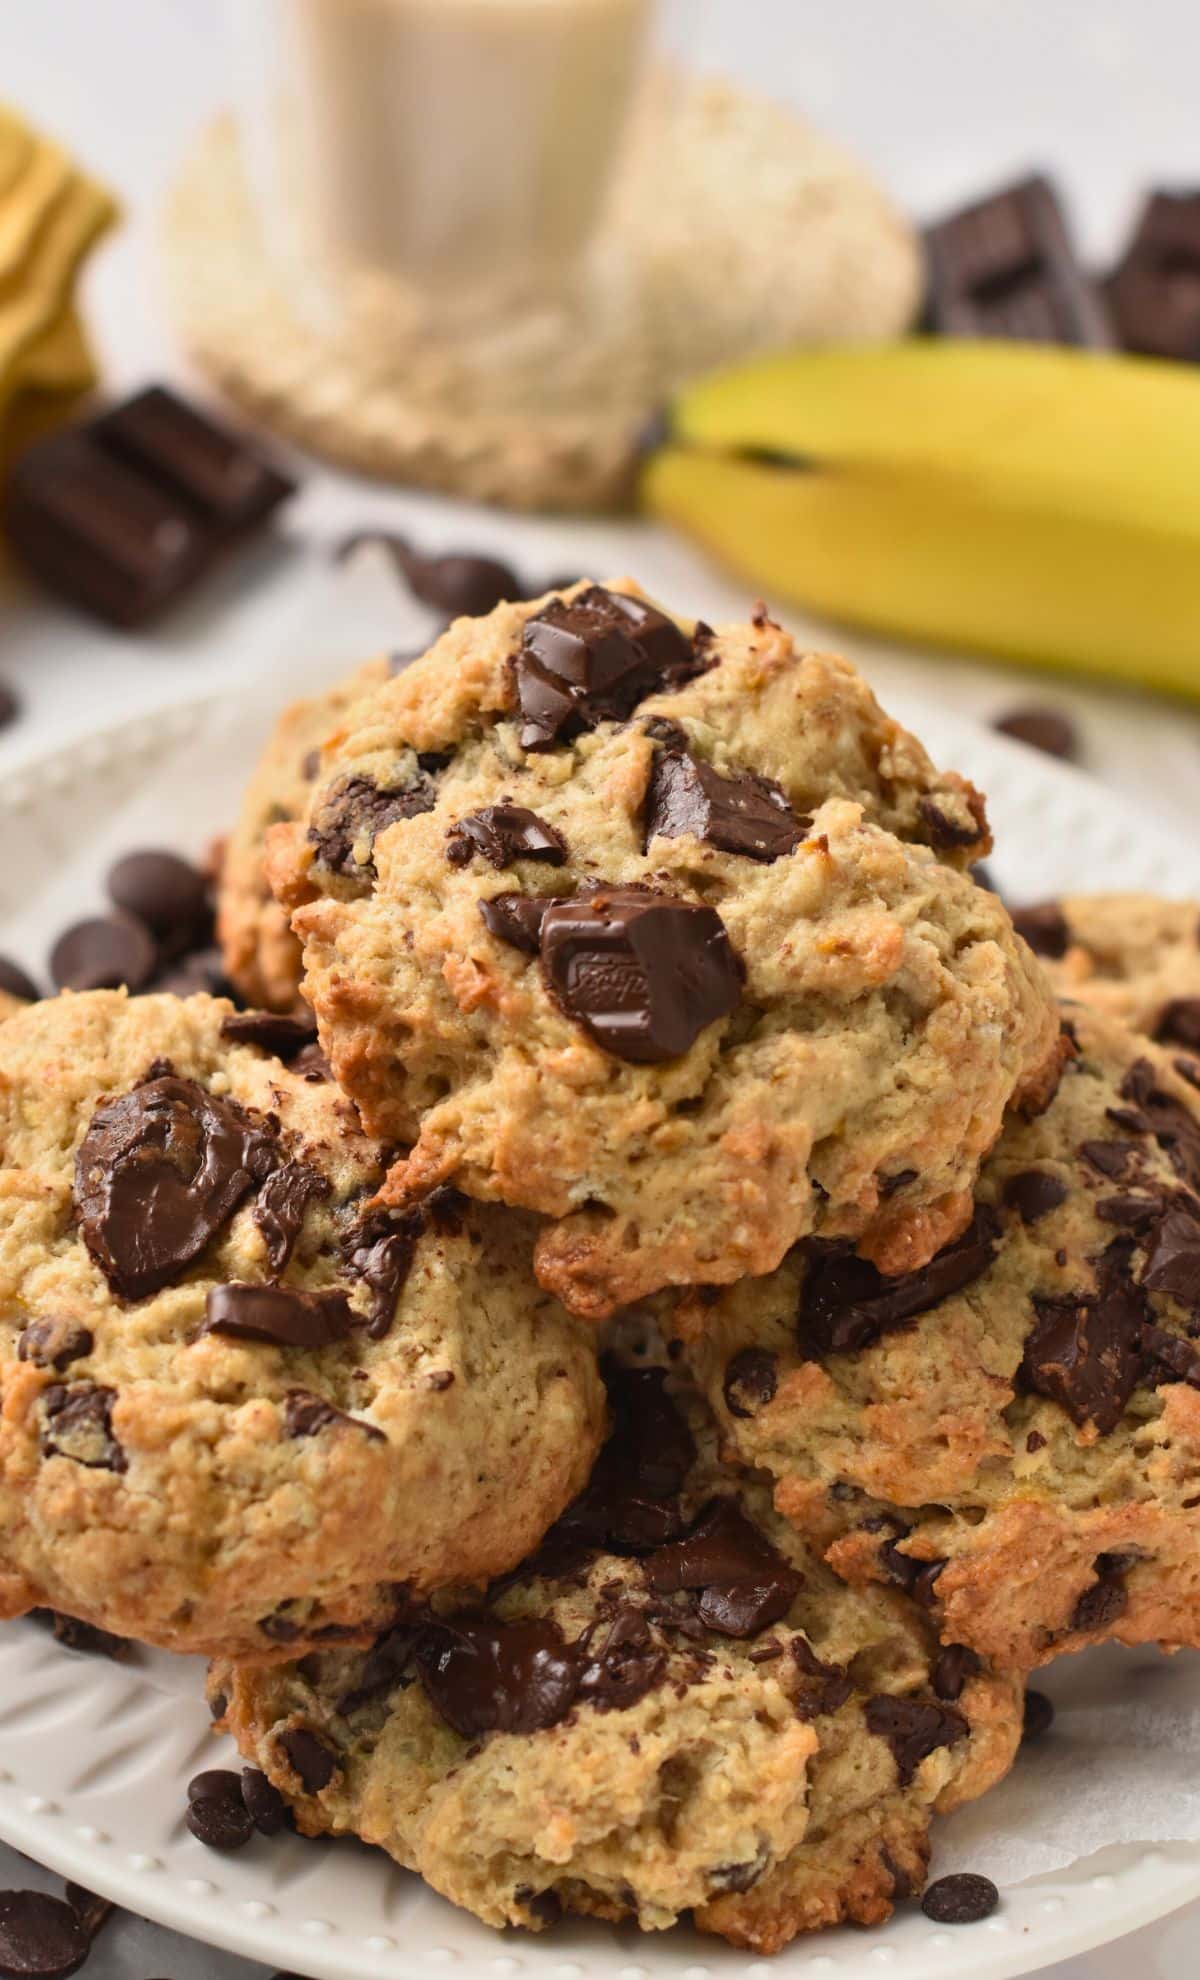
[229,0,657,327]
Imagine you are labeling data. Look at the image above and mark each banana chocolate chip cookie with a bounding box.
[0,991,603,1658]
[679,1004,1200,1669]
[217,658,390,1013]
[212,1351,1019,1952]
[269,582,1059,1320]
[1017,892,1200,1057]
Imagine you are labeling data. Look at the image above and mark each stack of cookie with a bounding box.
[3,581,1199,1956]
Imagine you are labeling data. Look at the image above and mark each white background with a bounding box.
[3,2,1200,1974]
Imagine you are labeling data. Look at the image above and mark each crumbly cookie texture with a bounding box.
[678,1003,1200,1669]
[0,991,603,1658]
[217,659,389,1012]
[269,582,1059,1321]
[212,1352,1019,1952]
[1029,893,1200,1052]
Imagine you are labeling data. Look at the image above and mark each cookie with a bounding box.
[678,1004,1200,1669]
[1021,892,1200,1054]
[0,991,603,1658]
[217,659,389,1013]
[268,582,1060,1321]
[211,1350,1019,1952]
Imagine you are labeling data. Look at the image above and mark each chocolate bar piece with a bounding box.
[1108,191,1200,361]
[3,386,295,627]
[924,175,1113,347]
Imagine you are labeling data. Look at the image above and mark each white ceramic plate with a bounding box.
[0,691,1198,1980]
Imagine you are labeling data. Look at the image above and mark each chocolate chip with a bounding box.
[446,805,568,870]
[706,1857,766,1895]
[515,586,694,749]
[292,1041,332,1082]
[416,1617,582,1738]
[1141,1204,1200,1308]
[1021,1237,1147,1431]
[220,1010,319,1058]
[799,1206,1000,1358]
[343,1208,421,1340]
[1095,1192,1161,1229]
[478,892,555,954]
[790,1637,853,1719]
[276,1727,338,1793]
[540,884,741,1063]
[722,1347,778,1418]
[921,1873,999,1924]
[555,1364,695,1556]
[282,1387,383,1439]
[644,751,807,862]
[645,1497,803,1638]
[1122,1058,1200,1194]
[185,1769,255,1851]
[0,956,39,1002]
[1026,1429,1047,1452]
[62,1885,112,1941]
[931,1644,983,1701]
[864,1695,968,1787]
[187,1767,243,1802]
[202,1283,355,1348]
[50,914,158,993]
[1012,901,1071,959]
[149,944,233,998]
[1081,1140,1139,1179]
[1002,1170,1068,1224]
[992,706,1078,760]
[31,1611,131,1660]
[1070,1553,1131,1633]
[17,1321,93,1373]
[308,772,438,880]
[575,1602,667,1712]
[241,1767,287,1836]
[337,533,522,615]
[254,1162,330,1276]
[107,849,209,946]
[917,793,987,850]
[74,1075,278,1301]
[1022,1689,1055,1741]
[40,1383,125,1472]
[1154,999,1200,1053]
[0,1890,91,1976]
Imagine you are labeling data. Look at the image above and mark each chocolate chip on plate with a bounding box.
[106,848,209,943]
[1022,1688,1055,1741]
[515,586,695,749]
[920,1872,1000,1924]
[202,1283,356,1349]
[335,532,522,617]
[446,805,568,870]
[185,1768,255,1852]
[0,956,39,1002]
[241,1766,288,1836]
[0,1889,92,1977]
[149,944,233,998]
[49,915,158,994]
[644,749,808,861]
[991,705,1079,761]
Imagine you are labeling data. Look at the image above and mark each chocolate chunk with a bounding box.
[292,1041,332,1082]
[75,1075,277,1301]
[107,849,209,946]
[202,1283,355,1348]
[241,1767,287,1836]
[336,533,522,616]
[1022,1688,1055,1741]
[0,956,39,1002]
[254,1162,330,1276]
[914,794,987,852]
[790,1637,853,1719]
[1141,1204,1200,1307]
[478,892,555,954]
[1122,1058,1200,1193]
[723,1346,778,1418]
[62,1885,112,1941]
[1012,901,1071,959]
[185,1769,255,1851]
[540,885,741,1063]
[515,586,694,749]
[556,1364,695,1556]
[31,1611,131,1660]
[283,1387,383,1440]
[1002,1170,1068,1224]
[864,1695,968,1787]
[1108,191,1200,361]
[931,1643,983,1702]
[276,1727,338,1793]
[417,1617,581,1738]
[92,386,293,531]
[1142,1322,1200,1387]
[921,1873,999,1925]
[1070,1552,1131,1633]
[50,914,157,993]
[799,1207,1000,1358]
[40,1384,125,1472]
[924,175,1112,345]
[1155,1000,1200,1053]
[1095,1192,1161,1229]
[309,772,438,881]
[336,1624,423,1717]
[575,1603,667,1712]
[1081,1140,1139,1179]
[992,706,1079,761]
[0,1890,91,1977]
[1021,1237,1147,1431]
[221,1009,319,1058]
[17,1320,94,1373]
[644,750,807,862]
[645,1498,803,1638]
[446,805,568,870]
[343,1208,422,1339]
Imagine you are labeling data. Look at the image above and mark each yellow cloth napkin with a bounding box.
[0,104,118,474]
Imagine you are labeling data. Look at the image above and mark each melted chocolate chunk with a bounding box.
[864,1695,968,1787]
[17,1320,93,1373]
[1081,1140,1139,1179]
[799,1207,1000,1358]
[343,1208,422,1340]
[1141,1204,1200,1308]
[1012,901,1071,959]
[416,1617,581,1738]
[917,793,987,850]
[446,805,567,870]
[515,587,695,749]
[0,1891,90,1978]
[644,750,807,862]
[575,1603,667,1712]
[337,1624,422,1717]
[202,1283,355,1348]
[254,1162,330,1276]
[1002,1170,1068,1223]
[74,1075,277,1301]
[921,1873,999,1924]
[555,1363,695,1556]
[931,1643,983,1702]
[309,772,438,880]
[723,1346,778,1419]
[478,891,555,954]
[220,1010,319,1058]
[1021,1238,1147,1432]
[791,1637,853,1718]
[283,1387,384,1439]
[645,1498,803,1638]
[40,1383,125,1472]
[276,1727,338,1793]
[540,885,741,1063]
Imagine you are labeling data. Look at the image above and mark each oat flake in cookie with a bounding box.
[270,581,1059,1320]
[0,991,603,1658]
[211,1356,1020,1952]
[680,1003,1200,1669]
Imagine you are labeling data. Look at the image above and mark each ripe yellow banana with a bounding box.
[641,339,1200,700]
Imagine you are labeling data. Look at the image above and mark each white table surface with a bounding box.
[3,3,1200,1974]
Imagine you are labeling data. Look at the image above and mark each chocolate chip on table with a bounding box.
[644,1497,803,1637]
[924,174,1112,346]
[920,1872,1000,1924]
[644,749,808,861]
[799,1206,1000,1358]
[149,944,233,998]
[1022,1688,1055,1741]
[1011,900,1071,960]
[864,1695,968,1788]
[1002,1169,1068,1223]
[241,1767,288,1836]
[106,848,209,946]
[276,1727,338,1793]
[1108,191,1200,361]
[991,705,1079,761]
[202,1283,356,1349]
[539,884,742,1064]
[220,1008,319,1058]
[335,532,523,617]
[0,1889,92,1977]
[515,586,698,749]
[446,805,568,870]
[1021,1236,1146,1432]
[30,1610,131,1661]
[0,956,39,1002]
[74,1075,278,1302]
[62,1885,113,1941]
[1155,998,1200,1053]
[49,914,158,993]
[185,1768,255,1852]
[478,892,555,954]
